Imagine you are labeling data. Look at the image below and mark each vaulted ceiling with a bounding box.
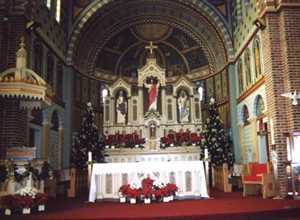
[68,0,233,82]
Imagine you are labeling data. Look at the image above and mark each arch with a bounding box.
[66,0,233,65]
[241,105,250,125]
[51,110,59,130]
[45,105,64,128]
[254,95,265,117]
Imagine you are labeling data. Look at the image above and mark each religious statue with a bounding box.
[116,90,127,124]
[144,78,160,111]
[177,90,190,122]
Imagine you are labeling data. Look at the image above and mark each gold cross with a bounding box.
[145,41,158,54]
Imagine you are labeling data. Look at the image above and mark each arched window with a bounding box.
[255,95,265,117]
[51,111,59,131]
[34,41,43,76]
[46,53,54,87]
[242,105,250,125]
[56,0,61,22]
[253,39,262,77]
[237,59,244,94]
[244,49,252,86]
[46,0,51,9]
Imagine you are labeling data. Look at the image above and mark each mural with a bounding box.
[95,25,208,79]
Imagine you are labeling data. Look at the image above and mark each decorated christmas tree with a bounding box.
[71,102,104,168]
[201,98,234,167]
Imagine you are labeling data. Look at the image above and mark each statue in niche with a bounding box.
[116,90,127,124]
[144,78,160,111]
[177,90,190,123]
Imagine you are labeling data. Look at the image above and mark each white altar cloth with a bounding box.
[89,160,209,202]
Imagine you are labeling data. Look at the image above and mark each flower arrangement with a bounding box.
[119,177,178,204]
[105,132,145,149]
[4,193,48,210]
[160,130,202,148]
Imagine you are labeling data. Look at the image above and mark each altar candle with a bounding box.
[204,149,208,160]
[88,151,92,162]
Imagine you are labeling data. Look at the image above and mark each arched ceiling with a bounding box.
[68,0,233,82]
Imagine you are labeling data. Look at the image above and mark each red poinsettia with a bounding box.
[119,184,130,196]
[141,177,154,189]
[34,193,48,205]
[5,195,34,209]
[166,183,178,195]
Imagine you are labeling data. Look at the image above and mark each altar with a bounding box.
[93,43,206,202]
[89,160,209,202]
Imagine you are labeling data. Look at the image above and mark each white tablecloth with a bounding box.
[89,160,209,202]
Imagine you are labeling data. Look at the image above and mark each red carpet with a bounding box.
[2,191,300,220]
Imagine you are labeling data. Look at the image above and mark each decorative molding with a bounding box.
[237,76,265,104]
[173,77,195,96]
[138,58,166,87]
[110,78,132,97]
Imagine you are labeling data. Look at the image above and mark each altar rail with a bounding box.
[68,168,88,198]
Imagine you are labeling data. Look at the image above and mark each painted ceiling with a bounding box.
[95,24,208,79]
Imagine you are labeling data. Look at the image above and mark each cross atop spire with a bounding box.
[145,41,158,55]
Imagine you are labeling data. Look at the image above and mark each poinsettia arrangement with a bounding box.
[119,177,178,202]
[4,187,48,210]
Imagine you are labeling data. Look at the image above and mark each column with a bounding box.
[228,64,241,162]
[110,98,115,126]
[161,87,166,121]
[138,87,144,120]
[127,97,132,125]
[63,66,74,168]
[42,119,50,160]
[58,121,64,169]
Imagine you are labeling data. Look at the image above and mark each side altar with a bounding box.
[102,45,203,162]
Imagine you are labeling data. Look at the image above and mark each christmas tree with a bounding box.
[201,98,234,167]
[71,102,104,168]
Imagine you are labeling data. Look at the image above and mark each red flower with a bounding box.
[142,177,154,189]
[34,193,48,205]
[5,195,34,209]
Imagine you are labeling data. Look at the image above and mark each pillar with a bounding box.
[138,87,144,120]
[42,119,50,160]
[228,64,241,162]
[63,66,74,168]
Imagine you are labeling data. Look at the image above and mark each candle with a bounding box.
[88,151,92,162]
[204,149,208,160]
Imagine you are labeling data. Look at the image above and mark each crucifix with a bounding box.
[145,41,158,54]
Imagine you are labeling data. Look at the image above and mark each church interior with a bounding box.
[1,0,300,219]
